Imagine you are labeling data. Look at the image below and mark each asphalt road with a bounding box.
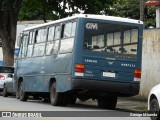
[0,95,151,120]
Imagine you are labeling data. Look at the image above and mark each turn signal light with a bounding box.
[75,64,85,69]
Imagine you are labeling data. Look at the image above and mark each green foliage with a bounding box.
[18,0,53,22]
[18,0,156,28]
[113,0,156,28]
[18,0,118,21]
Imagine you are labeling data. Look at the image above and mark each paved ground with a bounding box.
[0,92,148,112]
[0,96,150,120]
[0,94,150,120]
[77,97,148,112]
[117,97,147,112]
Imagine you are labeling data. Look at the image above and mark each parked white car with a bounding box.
[148,84,160,120]
[0,66,14,92]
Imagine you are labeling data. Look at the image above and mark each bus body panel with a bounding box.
[71,18,143,96]
[15,54,73,92]
[14,15,143,98]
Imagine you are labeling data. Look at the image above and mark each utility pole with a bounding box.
[140,0,144,21]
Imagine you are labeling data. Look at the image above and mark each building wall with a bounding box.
[137,28,160,100]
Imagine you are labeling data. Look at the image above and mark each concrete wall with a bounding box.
[137,28,160,100]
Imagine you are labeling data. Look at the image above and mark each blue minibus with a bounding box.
[14,14,143,109]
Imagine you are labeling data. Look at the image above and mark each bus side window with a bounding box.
[20,35,28,58]
[54,26,60,40]
[27,31,34,57]
[62,22,72,38]
[46,26,60,55]
[48,26,55,41]
[18,42,23,58]
[33,28,47,57]
[71,22,76,37]
[60,22,76,54]
[29,31,34,44]
[35,28,47,43]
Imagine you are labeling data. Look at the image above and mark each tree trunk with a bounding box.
[0,13,17,66]
[0,0,22,66]
[0,24,16,66]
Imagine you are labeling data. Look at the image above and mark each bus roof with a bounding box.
[24,14,143,31]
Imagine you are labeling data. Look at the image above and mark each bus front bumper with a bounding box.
[72,79,140,97]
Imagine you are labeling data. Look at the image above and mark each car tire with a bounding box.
[50,82,67,106]
[19,82,28,101]
[150,98,160,120]
[98,96,117,110]
[3,85,8,97]
[16,91,19,99]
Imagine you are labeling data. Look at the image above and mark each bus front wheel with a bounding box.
[19,82,28,101]
[98,96,117,110]
[50,82,68,106]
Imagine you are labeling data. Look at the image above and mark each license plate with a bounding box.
[103,72,115,78]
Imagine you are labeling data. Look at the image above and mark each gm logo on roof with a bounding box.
[86,23,98,30]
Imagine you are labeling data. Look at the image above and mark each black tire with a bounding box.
[50,82,68,106]
[98,96,117,110]
[19,82,28,101]
[69,96,77,104]
[16,91,19,99]
[16,85,20,99]
[3,85,8,97]
[67,92,77,104]
[150,98,160,120]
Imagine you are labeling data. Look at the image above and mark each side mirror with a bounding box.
[17,36,22,47]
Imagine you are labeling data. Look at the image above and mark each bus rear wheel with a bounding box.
[19,82,28,101]
[98,96,117,110]
[50,82,68,106]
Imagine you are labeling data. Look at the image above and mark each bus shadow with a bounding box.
[27,98,138,113]
[4,95,140,113]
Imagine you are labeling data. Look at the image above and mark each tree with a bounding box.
[18,0,119,21]
[113,0,156,28]
[18,0,52,22]
[0,0,119,66]
[0,0,23,66]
